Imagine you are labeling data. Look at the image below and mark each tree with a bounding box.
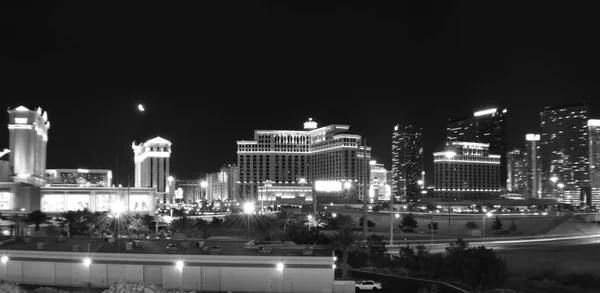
[359,216,375,227]
[335,214,354,228]
[427,221,438,232]
[196,218,210,239]
[140,214,154,237]
[274,210,293,231]
[330,226,365,279]
[491,216,503,234]
[365,234,387,268]
[59,211,79,237]
[443,241,508,290]
[127,218,148,238]
[305,217,326,231]
[508,220,517,232]
[170,215,197,235]
[24,210,50,232]
[211,216,224,226]
[400,213,418,232]
[465,221,478,229]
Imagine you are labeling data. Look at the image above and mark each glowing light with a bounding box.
[343,182,352,190]
[332,213,337,218]
[486,212,493,218]
[111,203,124,214]
[332,264,336,269]
[14,106,30,112]
[1,256,9,263]
[17,173,30,179]
[417,180,424,186]
[550,176,558,183]
[422,171,425,175]
[299,178,306,184]
[83,258,91,266]
[557,183,565,189]
[369,160,377,165]
[138,104,145,112]
[303,118,317,130]
[333,256,337,261]
[474,108,497,116]
[395,214,400,218]
[394,125,398,131]
[444,151,456,159]
[14,118,27,124]
[526,134,541,141]
[200,181,208,188]
[243,202,255,214]
[588,119,600,127]
[2,230,9,236]
[315,181,342,192]
[175,261,184,270]
[502,109,507,113]
[77,169,89,173]
[276,262,284,271]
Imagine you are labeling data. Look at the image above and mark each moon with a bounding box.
[138,104,145,112]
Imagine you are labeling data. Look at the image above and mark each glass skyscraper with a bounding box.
[391,125,423,201]
[446,108,507,190]
[539,103,589,195]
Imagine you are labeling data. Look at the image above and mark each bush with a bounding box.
[400,213,418,231]
[359,216,375,227]
[465,221,478,229]
[508,220,517,232]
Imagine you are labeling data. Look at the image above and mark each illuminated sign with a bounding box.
[526,134,540,141]
[474,108,497,117]
[96,194,117,211]
[42,194,65,212]
[0,192,11,210]
[589,120,600,127]
[129,195,150,211]
[314,181,342,192]
[14,118,28,124]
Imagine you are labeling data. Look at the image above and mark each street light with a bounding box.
[444,151,457,229]
[83,258,91,266]
[483,212,493,239]
[243,202,255,239]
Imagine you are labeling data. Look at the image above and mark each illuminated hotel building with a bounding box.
[45,169,112,187]
[446,108,507,190]
[133,137,171,192]
[589,119,600,206]
[525,134,542,199]
[369,160,391,201]
[7,106,50,186]
[434,142,501,200]
[391,125,423,201]
[175,179,201,203]
[539,103,589,196]
[237,118,371,203]
[206,169,229,201]
[506,149,527,194]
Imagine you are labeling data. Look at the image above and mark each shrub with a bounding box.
[465,221,478,229]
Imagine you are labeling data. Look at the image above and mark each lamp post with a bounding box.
[444,151,457,229]
[483,212,493,239]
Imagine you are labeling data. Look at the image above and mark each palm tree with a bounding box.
[140,214,154,238]
[335,214,355,228]
[305,216,326,231]
[59,211,79,237]
[24,210,51,232]
[274,210,293,231]
[330,226,365,279]
[196,218,210,239]
[169,215,197,236]
[127,218,148,238]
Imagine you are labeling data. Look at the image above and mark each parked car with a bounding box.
[355,280,382,291]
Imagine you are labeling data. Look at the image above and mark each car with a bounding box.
[355,280,382,291]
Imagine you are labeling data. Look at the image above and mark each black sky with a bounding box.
[1,2,600,185]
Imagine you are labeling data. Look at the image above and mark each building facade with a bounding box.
[132,137,171,192]
[446,108,507,190]
[45,169,112,187]
[525,134,542,199]
[539,103,589,196]
[237,118,371,203]
[175,179,201,203]
[391,125,423,201]
[7,106,50,186]
[40,186,156,214]
[507,149,528,194]
[589,120,600,189]
[206,170,229,201]
[434,142,501,200]
[369,160,391,202]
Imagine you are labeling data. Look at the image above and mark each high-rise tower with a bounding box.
[7,105,50,186]
[589,120,600,187]
[132,137,171,192]
[447,108,507,190]
[391,125,423,201]
[539,103,589,195]
[507,149,527,194]
[525,134,542,199]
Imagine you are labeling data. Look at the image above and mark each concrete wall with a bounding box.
[0,250,334,293]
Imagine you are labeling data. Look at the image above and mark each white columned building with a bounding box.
[132,137,172,203]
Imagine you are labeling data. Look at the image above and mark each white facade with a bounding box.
[40,186,157,214]
[45,169,112,187]
[369,160,391,201]
[7,106,50,186]
[434,141,501,200]
[237,119,371,202]
[589,120,600,189]
[132,137,171,193]
[526,134,542,199]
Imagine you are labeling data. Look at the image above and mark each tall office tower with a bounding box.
[507,149,528,194]
[433,142,501,200]
[525,134,542,199]
[589,120,600,206]
[237,118,371,201]
[218,164,239,201]
[446,108,507,190]
[132,137,171,192]
[539,103,589,195]
[391,125,423,201]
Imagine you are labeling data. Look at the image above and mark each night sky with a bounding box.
[1,2,599,185]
